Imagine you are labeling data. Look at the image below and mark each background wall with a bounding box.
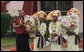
[6,1,24,16]
[6,1,37,16]
[73,1,83,33]
[22,1,37,15]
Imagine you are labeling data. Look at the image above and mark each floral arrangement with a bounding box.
[25,20,35,34]
[33,16,39,32]
[25,16,39,34]
[61,14,79,32]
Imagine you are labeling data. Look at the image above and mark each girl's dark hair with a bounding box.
[19,10,24,16]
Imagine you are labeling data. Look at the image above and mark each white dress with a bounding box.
[60,14,80,51]
[67,25,79,51]
[34,22,46,51]
[49,22,62,51]
[67,13,80,51]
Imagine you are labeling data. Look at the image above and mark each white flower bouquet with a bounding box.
[61,15,78,32]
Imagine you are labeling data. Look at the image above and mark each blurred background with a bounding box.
[1,1,83,51]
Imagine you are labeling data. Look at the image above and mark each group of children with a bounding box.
[24,8,81,51]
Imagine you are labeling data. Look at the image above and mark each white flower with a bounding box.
[61,16,70,27]
[70,13,80,24]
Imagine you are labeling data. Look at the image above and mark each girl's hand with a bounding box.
[51,33,55,35]
[51,36,55,39]
[20,23,25,27]
[66,30,76,35]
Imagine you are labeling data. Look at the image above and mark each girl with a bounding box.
[66,8,81,51]
[48,10,63,51]
[33,11,47,51]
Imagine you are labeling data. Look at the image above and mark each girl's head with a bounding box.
[33,10,47,19]
[66,8,81,20]
[46,10,61,20]
[19,10,25,17]
[33,11,47,22]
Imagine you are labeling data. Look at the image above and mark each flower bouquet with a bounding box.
[25,20,35,34]
[33,16,39,32]
[49,32,58,42]
[50,30,58,39]
[25,16,40,37]
[61,16,78,35]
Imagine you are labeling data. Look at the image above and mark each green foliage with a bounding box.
[11,16,18,18]
[1,12,12,37]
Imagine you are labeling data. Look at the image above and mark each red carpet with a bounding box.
[10,49,16,51]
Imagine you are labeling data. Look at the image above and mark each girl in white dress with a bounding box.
[66,8,81,51]
[33,11,47,51]
[48,10,63,51]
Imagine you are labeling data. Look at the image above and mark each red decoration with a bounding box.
[27,28,30,31]
[35,21,37,23]
[30,43,34,51]
[70,23,74,27]
[51,33,54,35]
[51,37,54,39]
[31,29,33,32]
[28,23,31,26]
[10,49,16,51]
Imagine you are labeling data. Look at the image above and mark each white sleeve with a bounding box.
[74,24,79,35]
[56,22,62,36]
[24,15,30,23]
[39,23,47,36]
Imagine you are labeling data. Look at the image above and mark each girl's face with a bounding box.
[38,13,44,18]
[52,15,58,22]
[38,13,45,22]
[19,11,25,17]
[39,18,44,22]
[70,10,78,15]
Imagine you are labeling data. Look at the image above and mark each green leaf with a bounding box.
[1,12,12,37]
